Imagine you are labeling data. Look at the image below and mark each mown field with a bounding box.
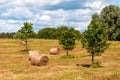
[0,39,120,80]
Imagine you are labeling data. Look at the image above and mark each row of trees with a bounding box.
[0,26,80,40]
[0,32,15,38]
[15,16,108,65]
[15,18,108,65]
[37,26,80,40]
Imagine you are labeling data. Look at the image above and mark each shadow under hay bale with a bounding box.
[31,55,49,66]
[50,48,60,55]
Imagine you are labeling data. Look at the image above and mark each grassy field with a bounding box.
[0,39,120,80]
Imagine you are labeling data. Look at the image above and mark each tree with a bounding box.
[58,26,76,56]
[81,14,109,64]
[15,22,34,51]
[100,5,120,40]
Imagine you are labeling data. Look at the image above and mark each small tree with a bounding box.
[81,14,109,64]
[15,22,34,51]
[58,26,76,56]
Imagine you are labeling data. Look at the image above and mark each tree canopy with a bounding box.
[100,5,120,40]
[58,26,76,55]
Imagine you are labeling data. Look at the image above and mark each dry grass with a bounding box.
[0,39,120,80]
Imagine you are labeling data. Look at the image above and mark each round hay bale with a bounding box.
[28,51,40,61]
[31,55,49,66]
[50,48,60,55]
[19,41,26,46]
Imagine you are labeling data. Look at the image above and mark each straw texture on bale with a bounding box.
[50,48,60,55]
[31,55,49,66]
[28,51,40,61]
[19,41,26,46]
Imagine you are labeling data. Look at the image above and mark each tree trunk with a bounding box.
[25,40,28,51]
[92,52,94,64]
[66,50,69,56]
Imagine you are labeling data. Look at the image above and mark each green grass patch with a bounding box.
[60,55,75,59]
[91,62,102,68]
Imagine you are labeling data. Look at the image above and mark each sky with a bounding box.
[0,0,120,33]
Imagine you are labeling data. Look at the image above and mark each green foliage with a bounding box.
[91,62,102,68]
[15,22,34,50]
[72,29,81,41]
[58,26,76,55]
[0,32,15,38]
[60,55,75,59]
[38,27,57,39]
[101,5,120,41]
[37,26,81,40]
[81,13,109,64]
[15,22,34,40]
[57,26,80,40]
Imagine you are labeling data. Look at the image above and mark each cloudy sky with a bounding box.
[0,0,120,32]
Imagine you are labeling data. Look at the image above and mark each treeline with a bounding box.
[0,32,16,38]
[0,26,80,40]
[37,26,80,40]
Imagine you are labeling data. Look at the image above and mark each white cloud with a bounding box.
[0,0,9,4]
[84,0,102,9]
[1,7,33,19]
[39,15,51,21]
[74,9,92,15]
[0,19,21,32]
[50,0,62,5]
[0,19,6,25]
[12,0,64,7]
[75,21,91,31]
[7,20,18,24]
[84,0,107,13]
[0,8,91,32]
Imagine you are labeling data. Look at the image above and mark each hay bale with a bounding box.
[50,48,60,55]
[31,55,49,66]
[28,51,40,61]
[19,41,26,46]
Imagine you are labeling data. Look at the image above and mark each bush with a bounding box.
[60,55,75,59]
[91,62,102,68]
